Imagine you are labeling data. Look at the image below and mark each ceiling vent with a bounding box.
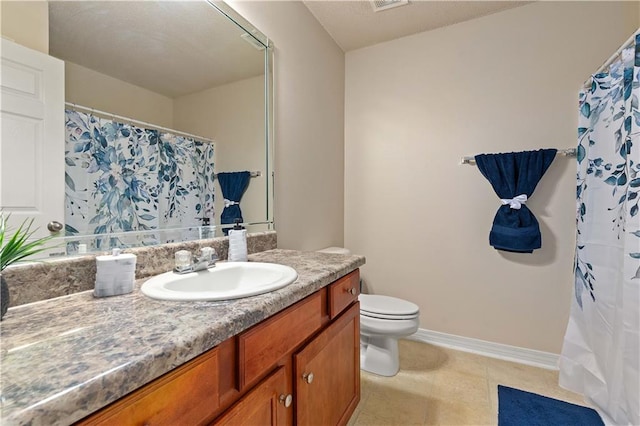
[370,0,409,13]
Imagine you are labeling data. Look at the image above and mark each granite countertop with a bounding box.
[0,249,365,426]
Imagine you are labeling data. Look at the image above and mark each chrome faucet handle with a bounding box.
[174,250,193,273]
[173,248,217,274]
[194,247,218,269]
[199,247,218,265]
[200,247,214,261]
[210,249,219,265]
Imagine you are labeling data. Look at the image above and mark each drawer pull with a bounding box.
[302,372,314,384]
[279,394,293,408]
[347,288,357,295]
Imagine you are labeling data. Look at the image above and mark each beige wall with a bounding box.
[345,1,638,354]
[0,1,48,54]
[228,1,345,250]
[174,76,267,226]
[65,62,174,128]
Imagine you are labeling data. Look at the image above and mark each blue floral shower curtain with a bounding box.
[64,110,215,245]
[559,34,639,425]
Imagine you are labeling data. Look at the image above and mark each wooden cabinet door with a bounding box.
[238,291,323,389]
[212,367,289,426]
[78,349,219,426]
[294,302,360,426]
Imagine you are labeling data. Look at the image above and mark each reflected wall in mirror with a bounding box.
[0,0,273,255]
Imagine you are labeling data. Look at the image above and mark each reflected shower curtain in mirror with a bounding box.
[64,110,215,246]
[559,34,639,425]
[217,171,251,235]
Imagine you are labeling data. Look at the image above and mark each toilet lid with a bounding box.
[360,311,419,321]
[359,294,419,317]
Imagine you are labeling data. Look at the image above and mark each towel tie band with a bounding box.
[224,199,238,208]
[501,194,528,210]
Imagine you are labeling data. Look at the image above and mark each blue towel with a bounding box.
[217,171,251,235]
[475,149,557,253]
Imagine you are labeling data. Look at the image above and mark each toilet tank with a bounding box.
[316,247,351,255]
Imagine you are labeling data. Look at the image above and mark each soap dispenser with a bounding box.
[227,219,247,262]
[94,248,137,297]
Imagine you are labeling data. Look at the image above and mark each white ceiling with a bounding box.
[49,1,265,98]
[48,1,532,97]
[303,0,532,52]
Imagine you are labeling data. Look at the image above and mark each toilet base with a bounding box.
[360,335,400,376]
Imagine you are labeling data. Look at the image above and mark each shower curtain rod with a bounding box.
[65,102,214,144]
[459,148,576,165]
[582,28,640,88]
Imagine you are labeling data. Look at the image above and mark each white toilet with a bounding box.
[317,247,420,377]
[359,294,420,376]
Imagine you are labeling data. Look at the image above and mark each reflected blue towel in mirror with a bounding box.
[217,171,251,235]
[474,149,557,253]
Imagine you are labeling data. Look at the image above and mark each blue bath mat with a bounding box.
[498,385,604,426]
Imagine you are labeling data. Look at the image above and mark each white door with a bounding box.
[1,39,65,239]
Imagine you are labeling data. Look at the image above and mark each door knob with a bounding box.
[302,372,314,384]
[347,287,357,295]
[279,394,292,408]
[47,221,63,233]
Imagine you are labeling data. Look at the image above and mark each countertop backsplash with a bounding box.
[2,231,277,307]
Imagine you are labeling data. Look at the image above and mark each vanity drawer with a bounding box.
[78,349,219,426]
[328,270,360,319]
[238,291,324,389]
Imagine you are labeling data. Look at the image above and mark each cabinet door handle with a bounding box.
[302,372,314,384]
[279,394,293,408]
[347,287,357,295]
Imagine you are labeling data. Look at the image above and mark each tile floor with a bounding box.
[347,339,590,426]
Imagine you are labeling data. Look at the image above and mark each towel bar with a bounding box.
[460,148,577,165]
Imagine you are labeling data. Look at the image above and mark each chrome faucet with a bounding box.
[174,247,218,274]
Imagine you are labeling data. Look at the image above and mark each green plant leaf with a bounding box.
[1,213,52,270]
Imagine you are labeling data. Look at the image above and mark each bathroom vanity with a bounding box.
[0,249,365,425]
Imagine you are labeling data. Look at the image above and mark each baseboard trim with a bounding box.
[407,328,560,370]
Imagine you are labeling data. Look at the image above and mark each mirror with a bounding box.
[2,0,273,255]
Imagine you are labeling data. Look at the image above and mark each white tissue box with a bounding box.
[95,252,136,297]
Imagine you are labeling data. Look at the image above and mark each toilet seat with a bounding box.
[361,311,419,321]
[359,294,419,320]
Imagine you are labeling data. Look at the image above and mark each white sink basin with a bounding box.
[141,262,298,301]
